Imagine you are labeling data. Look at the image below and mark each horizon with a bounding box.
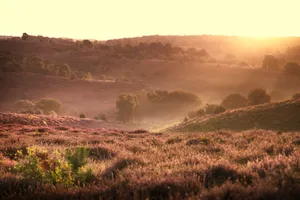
[1,0,300,40]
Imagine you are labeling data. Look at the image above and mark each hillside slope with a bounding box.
[0,72,146,116]
[169,98,300,132]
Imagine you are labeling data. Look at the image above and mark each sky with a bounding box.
[1,0,300,40]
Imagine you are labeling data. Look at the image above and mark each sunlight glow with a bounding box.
[1,0,300,39]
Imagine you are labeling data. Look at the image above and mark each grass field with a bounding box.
[0,113,300,199]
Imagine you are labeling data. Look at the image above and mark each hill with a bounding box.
[169,98,300,132]
[0,72,146,117]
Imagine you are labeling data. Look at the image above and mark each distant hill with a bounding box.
[169,98,300,132]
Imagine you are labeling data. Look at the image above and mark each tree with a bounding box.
[116,93,139,122]
[82,40,93,48]
[22,33,29,40]
[220,93,248,109]
[247,88,271,106]
[262,55,279,70]
[284,62,300,76]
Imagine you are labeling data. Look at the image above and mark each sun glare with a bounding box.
[1,0,300,39]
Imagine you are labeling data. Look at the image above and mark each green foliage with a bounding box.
[15,146,74,185]
[79,113,86,118]
[247,88,271,106]
[116,93,139,122]
[15,146,94,186]
[221,93,248,109]
[66,147,89,172]
[35,98,61,115]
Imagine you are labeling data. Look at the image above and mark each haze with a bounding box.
[1,0,300,40]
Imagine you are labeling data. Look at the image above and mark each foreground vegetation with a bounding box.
[0,120,299,199]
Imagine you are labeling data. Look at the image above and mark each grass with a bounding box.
[170,98,300,132]
[0,120,300,199]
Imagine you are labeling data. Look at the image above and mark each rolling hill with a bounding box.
[169,98,300,132]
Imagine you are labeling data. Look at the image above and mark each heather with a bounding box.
[0,121,299,199]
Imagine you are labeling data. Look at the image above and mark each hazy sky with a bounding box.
[1,0,300,40]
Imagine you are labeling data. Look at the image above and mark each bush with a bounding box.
[14,100,35,113]
[205,104,226,114]
[35,98,61,115]
[116,93,139,122]
[79,113,86,118]
[15,146,94,186]
[15,146,74,185]
[220,93,247,109]
[247,88,271,106]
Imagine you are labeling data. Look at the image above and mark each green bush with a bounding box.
[15,146,93,186]
[116,93,139,122]
[220,93,247,109]
[35,98,61,115]
[247,88,271,106]
[15,146,74,185]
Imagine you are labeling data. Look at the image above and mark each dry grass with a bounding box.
[0,118,299,199]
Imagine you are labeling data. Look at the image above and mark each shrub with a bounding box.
[15,146,74,185]
[220,93,247,109]
[66,147,89,171]
[205,104,226,114]
[14,100,35,113]
[116,93,139,122]
[15,146,94,186]
[247,88,271,106]
[292,93,300,99]
[35,98,61,115]
[79,113,86,118]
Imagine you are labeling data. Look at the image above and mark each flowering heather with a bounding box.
[0,117,299,199]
